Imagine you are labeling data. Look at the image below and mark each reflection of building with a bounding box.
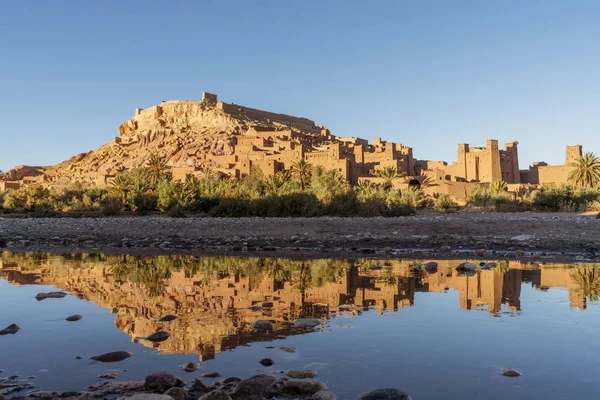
[0,256,591,360]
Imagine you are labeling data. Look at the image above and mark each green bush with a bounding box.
[435,194,458,212]
[531,185,599,212]
[100,196,124,216]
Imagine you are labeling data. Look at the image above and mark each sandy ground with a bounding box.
[1,212,599,261]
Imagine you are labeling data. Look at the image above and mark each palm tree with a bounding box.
[291,159,312,191]
[109,173,132,202]
[570,266,600,308]
[568,152,600,188]
[375,166,402,189]
[146,153,169,186]
[490,179,508,194]
[264,171,291,195]
[411,173,436,188]
[200,166,218,181]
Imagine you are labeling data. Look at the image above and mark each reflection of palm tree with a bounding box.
[571,266,600,307]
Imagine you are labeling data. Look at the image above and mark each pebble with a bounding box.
[252,320,274,331]
[259,359,275,366]
[293,318,321,328]
[0,324,20,335]
[201,372,221,378]
[282,379,326,395]
[145,371,180,392]
[232,374,275,399]
[312,391,337,400]
[286,370,317,379]
[360,388,411,399]
[66,315,83,322]
[35,292,67,301]
[197,391,232,400]
[90,351,133,363]
[145,331,171,342]
[183,362,198,373]
[122,395,173,400]
[164,387,186,400]
[158,315,178,322]
[502,368,521,377]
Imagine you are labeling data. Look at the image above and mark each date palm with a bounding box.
[109,173,132,202]
[490,179,508,194]
[146,153,169,186]
[376,166,402,189]
[291,159,312,191]
[568,152,600,188]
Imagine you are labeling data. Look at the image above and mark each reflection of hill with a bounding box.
[0,254,595,359]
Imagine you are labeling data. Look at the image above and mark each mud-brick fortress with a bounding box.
[0,92,588,200]
[170,93,583,199]
[170,92,416,185]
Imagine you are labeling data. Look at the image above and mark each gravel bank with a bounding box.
[1,213,599,261]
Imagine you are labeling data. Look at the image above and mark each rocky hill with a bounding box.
[1,94,323,186]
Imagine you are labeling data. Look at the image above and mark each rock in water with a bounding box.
[312,391,337,400]
[66,315,83,322]
[360,388,412,399]
[122,395,174,400]
[145,371,180,391]
[283,379,327,396]
[259,358,274,366]
[293,318,322,328]
[501,368,521,377]
[231,374,275,400]
[164,387,186,400]
[202,372,221,378]
[286,370,317,379]
[90,351,133,363]
[0,324,20,335]
[248,305,263,312]
[198,391,232,400]
[145,331,171,342]
[158,314,178,322]
[35,292,67,301]
[456,262,477,271]
[265,345,296,353]
[481,262,497,270]
[183,362,198,372]
[422,262,438,273]
[252,320,273,331]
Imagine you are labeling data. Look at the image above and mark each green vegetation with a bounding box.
[2,154,599,217]
[568,152,600,188]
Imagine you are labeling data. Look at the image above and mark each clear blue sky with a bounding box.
[1,0,599,172]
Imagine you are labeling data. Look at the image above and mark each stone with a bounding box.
[66,315,83,322]
[360,388,411,399]
[283,379,327,396]
[190,378,208,393]
[259,359,274,366]
[481,262,497,269]
[293,318,321,328]
[121,395,174,400]
[144,372,178,392]
[252,320,273,331]
[221,377,242,385]
[501,368,521,377]
[145,331,171,342]
[183,362,198,373]
[231,374,275,400]
[247,306,263,312]
[201,372,220,378]
[163,387,186,400]
[312,391,337,400]
[0,324,20,335]
[91,351,133,363]
[35,291,67,301]
[197,391,232,400]
[421,262,438,273]
[158,315,177,322]
[456,262,477,271]
[286,370,317,379]
[266,346,296,353]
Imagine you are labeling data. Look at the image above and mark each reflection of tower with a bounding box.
[503,269,522,311]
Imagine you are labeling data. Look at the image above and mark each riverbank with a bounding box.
[1,212,598,261]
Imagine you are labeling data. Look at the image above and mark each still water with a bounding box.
[1,252,600,399]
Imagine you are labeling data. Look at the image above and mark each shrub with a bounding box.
[435,194,458,212]
[168,204,187,218]
[100,196,124,216]
[531,185,599,212]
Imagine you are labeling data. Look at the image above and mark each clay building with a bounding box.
[520,145,582,185]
